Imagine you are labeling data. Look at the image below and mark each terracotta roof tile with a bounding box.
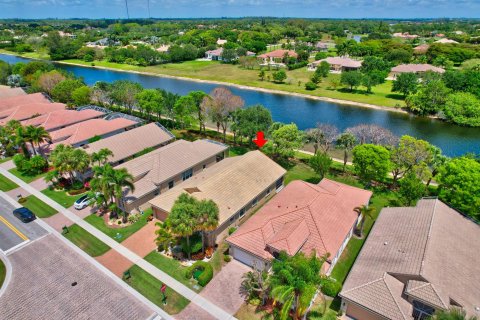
[258,49,298,59]
[0,102,65,124]
[22,109,104,131]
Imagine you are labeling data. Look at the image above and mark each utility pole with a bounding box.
[125,0,130,19]
[147,0,151,18]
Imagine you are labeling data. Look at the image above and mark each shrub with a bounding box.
[71,180,84,191]
[305,81,317,90]
[181,233,202,256]
[228,227,237,235]
[128,214,140,224]
[223,255,231,262]
[287,61,308,70]
[13,153,27,171]
[185,261,213,286]
[18,197,27,204]
[320,277,342,297]
[88,135,101,143]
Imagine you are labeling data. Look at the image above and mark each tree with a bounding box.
[437,157,480,220]
[270,251,325,320]
[406,79,450,115]
[91,148,113,166]
[258,69,266,81]
[390,135,433,186]
[196,199,219,253]
[23,125,51,156]
[336,132,357,172]
[49,144,90,185]
[392,72,418,98]
[0,60,10,85]
[444,92,480,127]
[233,105,272,144]
[272,70,287,83]
[352,144,391,184]
[353,205,375,237]
[203,87,244,142]
[434,308,478,320]
[112,167,135,221]
[51,79,84,105]
[188,91,208,133]
[340,70,363,92]
[266,123,304,160]
[110,80,143,114]
[173,95,197,128]
[155,222,174,252]
[346,124,398,146]
[71,86,91,106]
[241,267,269,305]
[135,88,163,120]
[309,152,332,180]
[399,172,426,205]
[221,48,237,63]
[316,61,331,78]
[36,70,66,95]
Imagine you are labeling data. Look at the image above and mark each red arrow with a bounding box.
[253,131,268,148]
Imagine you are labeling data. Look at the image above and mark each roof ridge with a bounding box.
[383,274,408,320]
[420,199,437,275]
[305,205,328,256]
[413,282,449,309]
[341,276,386,295]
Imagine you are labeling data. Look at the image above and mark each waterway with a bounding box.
[1,53,479,157]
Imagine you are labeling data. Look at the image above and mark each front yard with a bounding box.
[41,187,86,208]
[0,174,18,191]
[8,168,47,183]
[21,195,57,218]
[124,265,190,314]
[84,208,152,242]
[62,224,110,257]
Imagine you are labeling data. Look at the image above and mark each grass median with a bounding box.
[0,174,18,192]
[62,224,110,257]
[21,195,57,218]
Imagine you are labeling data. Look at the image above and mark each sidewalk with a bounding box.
[0,167,236,320]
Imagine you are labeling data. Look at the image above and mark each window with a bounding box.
[154,189,160,196]
[216,153,224,162]
[168,180,174,189]
[412,301,435,320]
[182,168,193,181]
[275,177,284,189]
[239,207,246,218]
[252,197,258,207]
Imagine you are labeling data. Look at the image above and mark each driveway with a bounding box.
[177,260,250,319]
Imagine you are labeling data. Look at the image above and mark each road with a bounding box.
[0,197,48,254]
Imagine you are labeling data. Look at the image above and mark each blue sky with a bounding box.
[0,0,479,19]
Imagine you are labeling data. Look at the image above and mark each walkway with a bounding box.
[0,167,236,320]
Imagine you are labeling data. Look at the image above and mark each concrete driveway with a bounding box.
[177,260,250,319]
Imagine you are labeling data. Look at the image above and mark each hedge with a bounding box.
[320,277,342,297]
[185,261,213,287]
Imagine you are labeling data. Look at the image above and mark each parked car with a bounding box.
[12,207,36,223]
[74,195,92,210]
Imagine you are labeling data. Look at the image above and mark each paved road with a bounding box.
[0,196,48,253]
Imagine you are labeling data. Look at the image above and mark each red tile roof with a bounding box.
[391,64,445,74]
[21,109,104,131]
[0,92,51,111]
[227,179,372,264]
[0,102,65,125]
[258,49,298,59]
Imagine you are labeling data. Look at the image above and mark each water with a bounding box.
[2,53,479,157]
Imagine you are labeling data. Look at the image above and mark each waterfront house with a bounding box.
[257,49,298,67]
[388,64,445,80]
[307,56,362,73]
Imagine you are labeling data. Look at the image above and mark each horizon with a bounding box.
[1,0,479,20]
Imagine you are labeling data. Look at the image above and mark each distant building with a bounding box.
[413,44,430,55]
[308,56,362,73]
[257,49,298,67]
[204,48,255,61]
[393,32,419,40]
[216,38,227,46]
[435,38,459,44]
[388,64,445,80]
[155,45,170,53]
[340,199,480,320]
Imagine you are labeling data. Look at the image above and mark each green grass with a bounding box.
[63,224,110,257]
[144,251,200,291]
[61,58,404,108]
[0,258,6,289]
[0,157,12,164]
[21,195,57,218]
[84,209,152,242]
[284,162,320,185]
[124,265,190,314]
[8,168,46,183]
[41,187,86,208]
[0,174,18,191]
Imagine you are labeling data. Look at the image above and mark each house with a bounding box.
[0,92,51,110]
[227,179,372,272]
[205,48,224,61]
[40,118,138,152]
[0,102,66,125]
[83,122,175,166]
[315,41,331,52]
[155,45,170,53]
[149,151,286,245]
[216,38,227,46]
[119,139,228,212]
[308,57,362,73]
[388,64,445,80]
[339,199,480,320]
[393,32,419,40]
[257,49,298,67]
[435,38,459,44]
[21,109,105,132]
[413,44,430,55]
[0,85,26,98]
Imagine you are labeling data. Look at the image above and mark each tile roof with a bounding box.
[84,123,175,163]
[21,109,104,131]
[435,38,459,44]
[119,139,228,199]
[149,150,286,226]
[413,44,430,53]
[227,179,372,264]
[0,92,51,111]
[317,57,362,68]
[340,199,480,319]
[391,64,445,74]
[206,48,223,56]
[0,102,66,124]
[41,118,137,151]
[0,85,26,98]
[258,49,298,59]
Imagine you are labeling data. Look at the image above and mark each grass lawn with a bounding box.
[41,187,86,208]
[21,195,57,218]
[0,258,6,289]
[144,251,200,291]
[84,208,152,242]
[8,168,46,183]
[124,265,190,314]
[235,303,267,320]
[0,174,18,192]
[63,224,110,257]
[0,157,11,164]
[62,58,404,108]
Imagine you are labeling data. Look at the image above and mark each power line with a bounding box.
[125,0,130,19]
[147,0,151,18]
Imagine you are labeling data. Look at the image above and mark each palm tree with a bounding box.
[49,144,91,185]
[353,205,375,238]
[111,167,135,221]
[196,199,219,253]
[91,148,114,166]
[70,148,91,183]
[336,132,357,172]
[241,266,270,305]
[89,165,116,210]
[24,125,51,156]
[435,309,478,320]
[155,222,174,252]
[0,120,22,156]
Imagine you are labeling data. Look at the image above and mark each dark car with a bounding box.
[13,207,36,223]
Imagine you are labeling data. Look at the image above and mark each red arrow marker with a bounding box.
[253,131,268,148]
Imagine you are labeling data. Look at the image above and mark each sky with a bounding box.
[0,0,479,19]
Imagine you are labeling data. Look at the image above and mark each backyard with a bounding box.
[20,195,57,218]
[62,224,110,257]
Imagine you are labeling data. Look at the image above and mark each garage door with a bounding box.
[232,247,256,267]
